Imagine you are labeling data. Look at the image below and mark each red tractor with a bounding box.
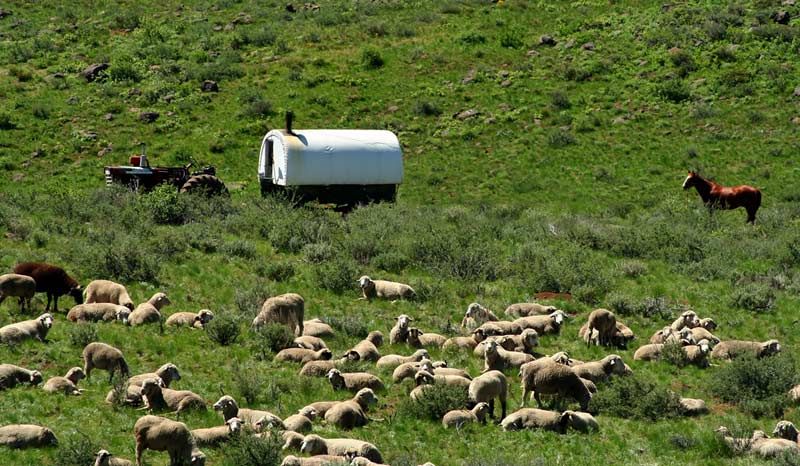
[103,144,228,195]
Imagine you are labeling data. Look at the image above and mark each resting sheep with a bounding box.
[513,310,567,335]
[348,331,382,362]
[390,314,413,344]
[461,303,498,330]
[664,328,695,346]
[67,303,131,325]
[442,402,490,428]
[166,309,214,329]
[773,421,800,443]
[500,409,573,433]
[392,359,434,383]
[571,355,626,383]
[299,353,361,377]
[300,434,383,464]
[283,406,317,433]
[133,415,205,466]
[407,327,447,349]
[504,328,540,354]
[690,326,720,345]
[357,276,415,301]
[414,370,471,391]
[281,455,349,466]
[634,344,664,361]
[190,417,242,447]
[475,320,522,337]
[483,339,534,373]
[275,348,332,364]
[129,293,170,326]
[468,370,508,419]
[582,309,616,346]
[0,273,36,313]
[611,321,636,349]
[253,293,304,336]
[504,302,558,319]
[682,342,711,368]
[83,342,129,383]
[519,360,591,411]
[43,367,85,395]
[13,262,83,312]
[649,327,673,344]
[443,329,486,352]
[0,313,54,344]
[376,349,429,369]
[83,279,134,310]
[327,369,384,392]
[109,363,182,406]
[212,395,285,430]
[0,424,58,448]
[324,388,378,430]
[140,378,206,414]
[679,398,708,416]
[303,318,334,338]
[0,364,43,390]
[294,335,328,351]
[94,449,133,466]
[711,339,781,360]
[670,310,700,331]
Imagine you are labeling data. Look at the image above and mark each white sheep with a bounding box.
[670,310,700,331]
[406,327,447,348]
[253,293,304,336]
[0,364,43,390]
[390,314,413,344]
[442,330,486,352]
[166,309,214,329]
[682,342,711,368]
[190,417,242,447]
[0,313,54,344]
[299,353,361,377]
[82,342,129,383]
[750,429,799,458]
[275,348,333,364]
[500,408,572,433]
[474,320,522,337]
[349,332,382,362]
[108,363,181,406]
[392,359,434,383]
[649,326,673,344]
[140,378,206,415]
[504,328,540,354]
[461,303,499,330]
[414,370,471,391]
[473,335,516,358]
[67,303,131,325]
[442,402,490,428]
[376,349,429,369]
[690,326,720,344]
[324,388,378,430]
[0,273,36,313]
[0,424,58,448]
[349,456,390,466]
[571,355,626,383]
[633,344,664,361]
[563,410,599,432]
[43,367,85,395]
[482,339,534,373]
[294,335,328,351]
[94,449,133,466]
[773,420,800,443]
[134,415,205,466]
[327,369,384,392]
[300,434,383,464]
[664,327,696,346]
[212,395,285,430]
[711,339,781,360]
[468,370,508,420]
[513,310,567,335]
[582,308,616,346]
[679,398,708,416]
[504,302,558,319]
[357,276,415,301]
[280,455,349,466]
[303,318,335,338]
[282,406,317,433]
[83,279,134,310]
[129,292,170,326]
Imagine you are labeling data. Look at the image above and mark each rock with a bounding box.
[612,116,629,125]
[81,63,109,82]
[500,79,512,87]
[78,130,97,141]
[533,118,542,127]
[50,72,65,79]
[30,149,44,158]
[499,70,510,78]
[231,12,252,24]
[139,112,159,123]
[103,113,114,121]
[454,109,480,120]
[582,42,595,51]
[668,47,682,55]
[462,68,477,84]
[12,173,23,182]
[387,105,399,113]
[201,80,219,92]
[286,3,297,13]
[772,11,791,24]
[539,35,557,46]
[784,0,796,5]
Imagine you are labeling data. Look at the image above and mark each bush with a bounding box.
[109,61,141,83]
[303,242,336,264]
[81,235,161,284]
[413,100,442,117]
[711,353,796,418]
[620,260,648,278]
[731,283,775,312]
[232,361,265,406]
[398,384,469,421]
[54,433,100,466]
[206,312,242,346]
[240,91,274,119]
[68,324,98,348]
[550,91,571,110]
[258,262,295,282]
[234,279,272,318]
[143,185,188,225]
[221,429,282,466]
[589,376,682,420]
[250,324,295,360]
[547,129,576,148]
[0,113,17,130]
[313,256,359,294]
[361,49,384,69]
[459,32,487,45]
[328,315,369,339]
[222,239,257,259]
[661,342,689,368]
[658,80,691,103]
[372,251,410,272]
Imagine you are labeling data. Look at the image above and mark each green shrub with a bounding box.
[250,324,295,360]
[607,292,640,316]
[550,91,571,110]
[711,353,796,418]
[731,283,775,312]
[54,433,99,466]
[206,312,242,346]
[328,315,369,339]
[0,113,17,130]
[303,242,336,264]
[499,29,524,48]
[414,100,442,116]
[143,185,188,225]
[547,129,576,148]
[109,61,141,83]
[221,428,282,466]
[372,251,410,272]
[81,234,161,283]
[222,239,257,259]
[658,80,691,103]
[620,260,648,278]
[459,32,487,45]
[234,279,272,318]
[661,342,689,367]
[313,256,358,294]
[590,376,682,420]
[68,324,98,348]
[361,48,384,69]
[258,262,295,282]
[240,91,274,119]
[399,384,469,421]
[232,361,265,406]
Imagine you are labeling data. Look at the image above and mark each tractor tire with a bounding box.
[179,174,228,196]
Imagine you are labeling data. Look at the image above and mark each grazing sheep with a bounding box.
[690,326,720,345]
[500,409,571,433]
[483,339,534,373]
[699,317,718,331]
[611,321,636,349]
[633,344,664,361]
[789,385,800,403]
[327,369,384,392]
[715,426,756,453]
[442,402,491,428]
[324,388,378,430]
[670,310,700,331]
[283,406,317,433]
[0,424,57,448]
[582,309,616,346]
[166,309,214,329]
[519,360,591,411]
[349,334,381,362]
[0,364,43,390]
[275,348,333,364]
[299,353,361,377]
[294,335,328,351]
[133,415,205,466]
[190,417,242,447]
[504,329,540,354]
[94,449,133,466]
[277,430,305,450]
[711,339,781,360]
[303,318,334,338]
[475,320,522,337]
[253,293,304,336]
[129,293,170,326]
[649,327,673,344]
[350,457,390,466]
[281,455,349,466]
[43,367,85,395]
[67,303,131,325]
[140,378,206,414]
[82,342,129,383]
[679,398,708,416]
[389,314,413,344]
[468,370,508,420]
[376,349,429,369]
[0,273,36,313]
[212,395,285,429]
[461,303,499,330]
[563,410,599,432]
[683,342,711,368]
[13,262,83,312]
[300,434,383,464]
[407,327,447,348]
[0,312,54,344]
[513,310,567,335]
[504,302,558,319]
[83,280,134,310]
[357,276,415,302]
[572,355,626,384]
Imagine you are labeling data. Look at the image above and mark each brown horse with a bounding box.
[682,171,761,224]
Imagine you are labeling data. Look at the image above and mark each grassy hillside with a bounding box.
[2,1,800,465]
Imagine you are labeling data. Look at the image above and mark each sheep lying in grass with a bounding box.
[611,321,636,349]
[671,310,700,331]
[303,318,334,338]
[682,342,712,368]
[300,434,383,464]
[0,364,43,390]
[376,349,429,369]
[43,367,85,395]
[483,339,534,373]
[0,313,54,344]
[711,339,781,360]
[348,332,382,362]
[433,363,471,380]
[443,329,487,352]
[0,273,36,313]
[84,279,134,310]
[717,426,799,458]
[358,276,415,302]
[504,329,540,354]
[665,328,696,346]
[350,456,390,466]
[414,370,471,390]
[166,309,214,329]
[327,369,384,392]
[107,363,181,406]
[519,359,591,411]
[392,359,434,383]
[82,342,129,383]
[572,355,626,383]
[94,449,133,466]
[475,320,521,337]
[212,395,285,430]
[500,409,572,433]
[390,314,413,344]
[299,353,361,377]
[280,455,349,466]
[134,415,205,466]
[649,327,673,344]
[324,388,378,430]
[140,378,207,415]
[442,402,490,428]
[190,417,242,447]
[253,293,305,336]
[407,327,447,349]
[582,309,616,346]
[773,421,800,443]
[679,398,708,416]
[513,310,567,336]
[473,336,516,358]
[690,326,720,345]
[468,370,508,420]
[461,303,499,330]
[67,303,131,325]
[504,302,557,319]
[294,335,328,351]
[0,424,58,448]
[634,344,664,361]
[282,407,317,433]
[275,348,333,364]
[129,293,170,326]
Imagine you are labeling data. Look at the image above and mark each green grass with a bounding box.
[2,1,800,465]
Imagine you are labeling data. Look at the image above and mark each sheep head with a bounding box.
[317,349,333,360]
[69,285,84,305]
[158,363,181,383]
[326,369,345,389]
[773,421,799,442]
[407,327,422,345]
[29,370,43,386]
[549,310,566,326]
[354,388,378,408]
[551,352,571,365]
[116,307,131,325]
[298,406,318,420]
[418,359,434,373]
[341,350,360,361]
[414,370,435,386]
[197,309,214,326]
[226,417,243,434]
[367,330,383,347]
[700,318,717,331]
[39,313,54,329]
[213,395,238,419]
[254,415,282,433]
[413,349,430,360]
[66,367,85,383]
[483,339,499,356]
[95,450,112,466]
[472,402,490,423]
[472,328,487,343]
[762,340,781,356]
[603,355,626,375]
[148,292,171,310]
[522,329,540,348]
[432,360,447,368]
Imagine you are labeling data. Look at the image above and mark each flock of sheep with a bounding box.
[0,266,798,464]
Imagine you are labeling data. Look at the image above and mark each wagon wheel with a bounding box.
[179,174,229,196]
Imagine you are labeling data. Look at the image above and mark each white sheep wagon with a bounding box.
[258,113,404,207]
